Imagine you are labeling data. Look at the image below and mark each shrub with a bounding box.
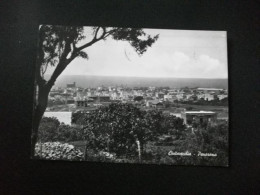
[55,124,84,142]
[81,103,156,157]
[34,142,84,160]
[85,150,117,162]
[38,117,84,142]
[38,117,60,142]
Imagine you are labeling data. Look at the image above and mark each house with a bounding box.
[66,98,75,104]
[176,93,184,100]
[88,96,98,102]
[156,92,165,99]
[169,108,186,118]
[75,100,88,108]
[111,92,120,100]
[170,113,182,118]
[204,93,215,101]
[146,100,164,108]
[197,88,223,92]
[181,111,217,125]
[164,94,172,101]
[146,99,158,107]
[217,94,228,100]
[197,94,205,100]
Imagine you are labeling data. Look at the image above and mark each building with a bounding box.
[217,94,228,100]
[66,98,75,104]
[164,94,172,101]
[181,111,217,125]
[111,92,120,100]
[156,92,165,99]
[67,82,76,88]
[146,100,164,108]
[176,93,184,100]
[170,113,182,118]
[88,96,98,102]
[98,96,110,102]
[204,93,215,101]
[197,88,223,92]
[75,100,88,108]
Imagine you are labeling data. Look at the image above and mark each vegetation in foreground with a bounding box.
[35,103,228,166]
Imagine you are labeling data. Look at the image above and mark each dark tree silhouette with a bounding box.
[134,96,144,102]
[32,25,159,156]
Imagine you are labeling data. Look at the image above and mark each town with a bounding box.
[45,82,229,125]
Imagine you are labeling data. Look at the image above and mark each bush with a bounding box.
[38,117,84,142]
[34,142,84,160]
[81,103,156,157]
[38,117,60,142]
[172,122,229,166]
[55,124,84,142]
[85,150,117,162]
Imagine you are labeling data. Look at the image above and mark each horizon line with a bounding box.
[45,74,228,79]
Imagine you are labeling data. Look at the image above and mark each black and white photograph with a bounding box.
[32,25,229,166]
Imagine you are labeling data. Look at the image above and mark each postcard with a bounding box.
[32,25,229,166]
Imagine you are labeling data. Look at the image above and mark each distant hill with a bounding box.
[47,75,228,89]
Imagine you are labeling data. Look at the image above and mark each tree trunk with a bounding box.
[140,141,144,160]
[84,140,88,160]
[136,140,142,163]
[31,84,51,157]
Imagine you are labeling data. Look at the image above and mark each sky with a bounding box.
[46,27,228,79]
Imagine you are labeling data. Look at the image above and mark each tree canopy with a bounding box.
[36,25,159,87]
[32,25,159,157]
[76,103,154,156]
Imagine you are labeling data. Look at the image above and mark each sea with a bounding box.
[46,75,228,89]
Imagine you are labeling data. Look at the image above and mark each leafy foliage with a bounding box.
[38,107,228,165]
[73,103,187,158]
[111,28,159,55]
[161,115,186,138]
[38,117,83,142]
[37,25,85,75]
[38,117,60,142]
[134,96,144,101]
[35,142,84,160]
[32,24,159,157]
[78,103,154,157]
[37,25,159,77]
[172,121,229,166]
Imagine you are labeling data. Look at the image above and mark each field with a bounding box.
[171,103,227,111]
[44,112,72,125]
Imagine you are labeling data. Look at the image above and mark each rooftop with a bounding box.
[197,88,223,91]
[185,111,215,114]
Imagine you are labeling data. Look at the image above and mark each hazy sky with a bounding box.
[46,27,228,78]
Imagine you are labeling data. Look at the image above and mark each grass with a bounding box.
[170,103,228,111]
[145,139,185,152]
[69,137,186,161]
[69,140,87,152]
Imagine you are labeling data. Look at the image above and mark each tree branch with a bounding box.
[76,27,108,52]
[46,41,72,88]
[103,29,116,39]
[94,27,101,39]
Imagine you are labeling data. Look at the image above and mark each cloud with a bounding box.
[132,51,227,78]
[56,29,228,79]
